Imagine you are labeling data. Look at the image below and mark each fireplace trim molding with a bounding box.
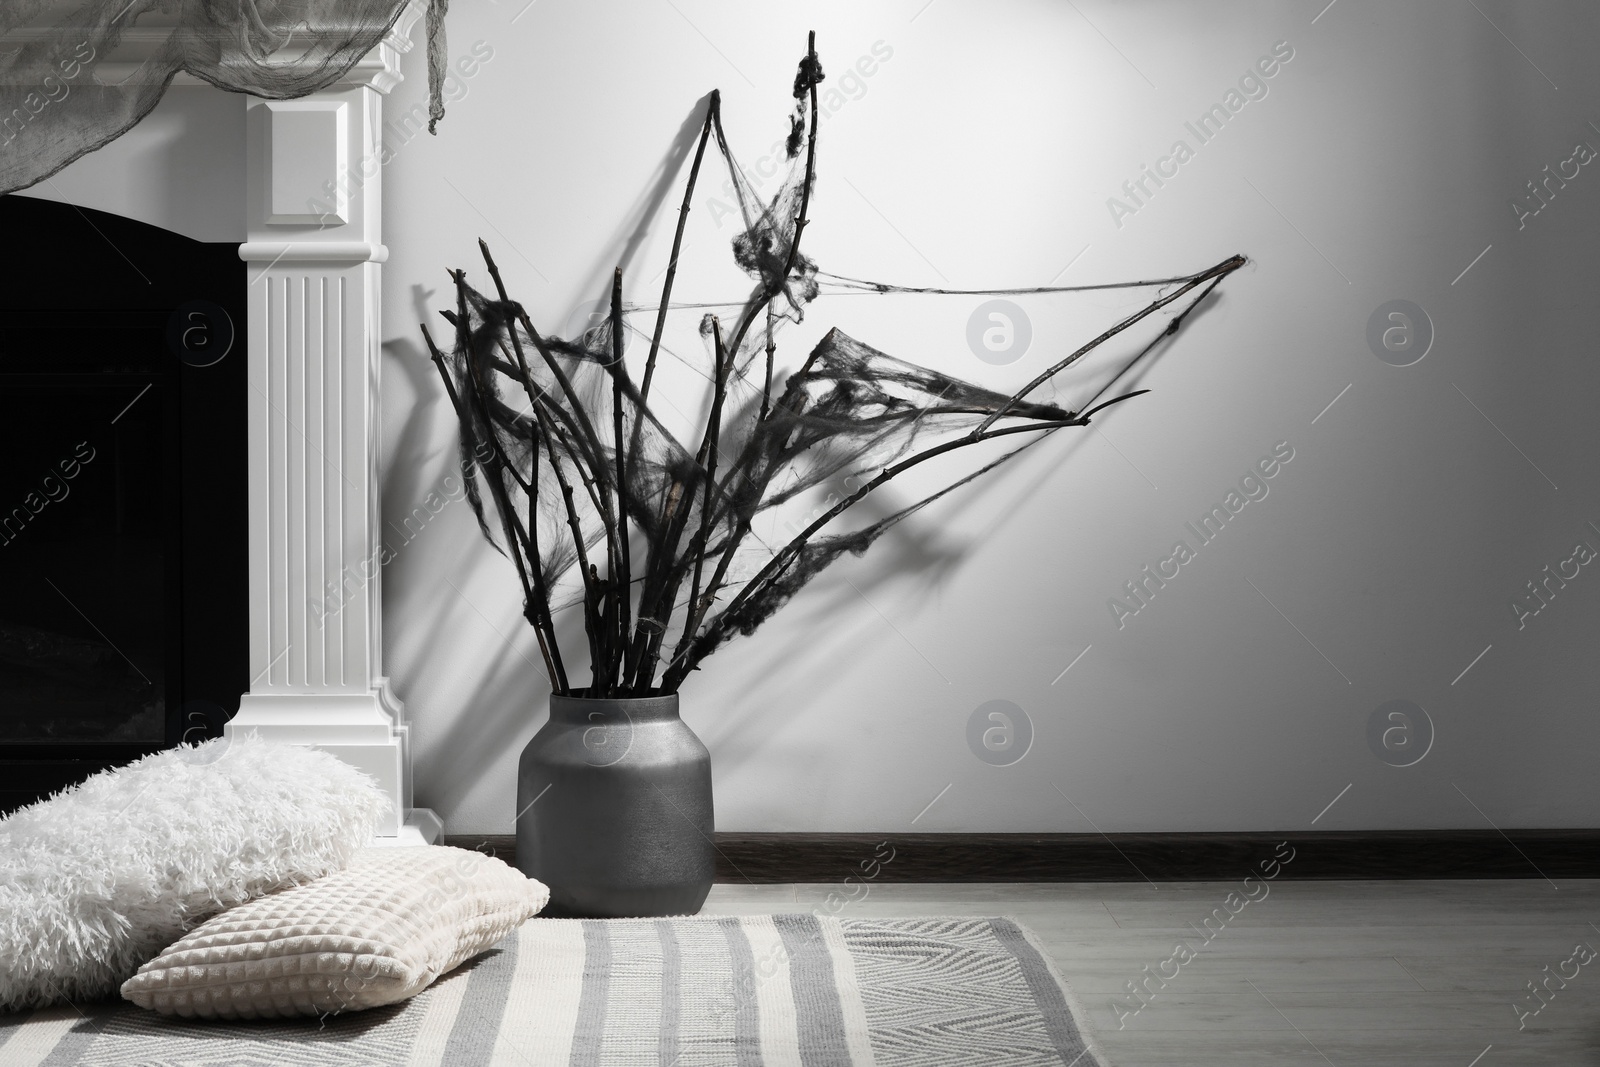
[223,3,439,843]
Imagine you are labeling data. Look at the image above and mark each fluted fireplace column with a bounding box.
[226,6,439,842]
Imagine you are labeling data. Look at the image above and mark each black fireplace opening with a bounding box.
[0,195,248,812]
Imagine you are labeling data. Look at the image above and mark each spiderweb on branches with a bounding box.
[424,33,1245,696]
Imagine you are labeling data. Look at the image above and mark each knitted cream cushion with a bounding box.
[121,846,549,1018]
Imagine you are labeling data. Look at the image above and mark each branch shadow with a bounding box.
[683,288,1236,770]
[380,283,452,532]
[559,93,717,342]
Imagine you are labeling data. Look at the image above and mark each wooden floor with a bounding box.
[700,879,1600,1066]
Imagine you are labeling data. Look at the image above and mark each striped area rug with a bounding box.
[0,915,1104,1066]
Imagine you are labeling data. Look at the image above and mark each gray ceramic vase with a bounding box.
[515,691,714,917]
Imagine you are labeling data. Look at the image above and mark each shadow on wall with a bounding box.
[382,279,538,820]
[562,94,717,340]
[379,286,451,533]
[649,286,1231,781]
[380,76,1238,826]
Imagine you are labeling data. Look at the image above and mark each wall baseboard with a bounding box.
[442,830,1600,882]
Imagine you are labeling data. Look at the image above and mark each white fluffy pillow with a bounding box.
[0,735,389,1012]
[122,846,548,1018]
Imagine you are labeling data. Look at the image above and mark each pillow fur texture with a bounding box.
[0,735,389,1012]
[122,846,548,1018]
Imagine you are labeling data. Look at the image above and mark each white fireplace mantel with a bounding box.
[0,5,438,839]
[222,3,440,843]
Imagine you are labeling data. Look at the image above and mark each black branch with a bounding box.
[426,34,1246,696]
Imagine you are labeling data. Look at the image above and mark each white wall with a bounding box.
[36,1,1600,835]
[377,0,1600,834]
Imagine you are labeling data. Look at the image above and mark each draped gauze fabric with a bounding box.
[0,0,448,195]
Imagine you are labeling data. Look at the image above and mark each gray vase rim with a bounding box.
[549,690,680,725]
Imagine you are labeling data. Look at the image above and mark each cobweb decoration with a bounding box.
[424,33,1246,696]
[0,0,449,195]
